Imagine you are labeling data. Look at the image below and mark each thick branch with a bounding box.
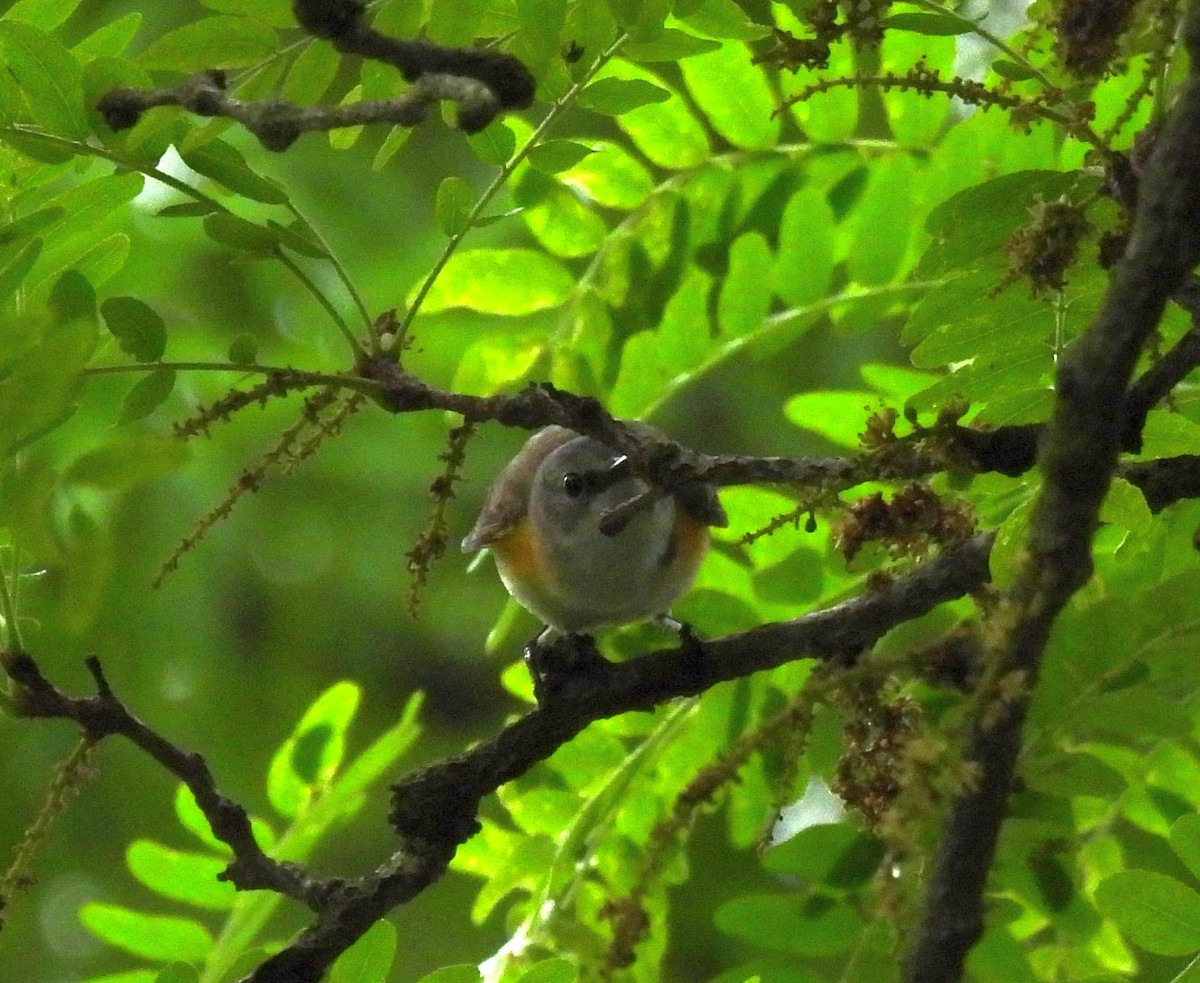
[905,4,1200,979]
[244,531,994,983]
[3,531,993,983]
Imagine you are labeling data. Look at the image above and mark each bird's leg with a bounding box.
[654,614,707,683]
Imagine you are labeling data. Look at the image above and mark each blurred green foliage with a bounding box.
[1,0,1199,981]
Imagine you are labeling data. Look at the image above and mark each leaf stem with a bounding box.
[1,127,363,358]
[904,0,1056,88]
[0,547,25,655]
[286,201,375,336]
[272,247,366,358]
[401,33,629,335]
[84,360,378,395]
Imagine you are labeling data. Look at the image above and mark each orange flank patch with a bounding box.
[489,516,542,579]
[668,514,710,575]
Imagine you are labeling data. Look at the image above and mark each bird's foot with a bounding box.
[524,630,610,704]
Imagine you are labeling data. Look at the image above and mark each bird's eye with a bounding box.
[562,472,586,498]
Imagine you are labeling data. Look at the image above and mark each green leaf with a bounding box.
[200,0,295,29]
[907,346,1050,415]
[0,317,94,458]
[578,76,671,114]
[174,785,227,854]
[719,232,773,336]
[784,391,881,449]
[453,335,545,395]
[676,0,770,39]
[623,27,722,60]
[714,893,862,956]
[265,218,327,258]
[1101,478,1152,534]
[604,62,709,168]
[515,958,579,983]
[329,919,397,983]
[417,249,574,315]
[0,238,45,301]
[499,786,581,835]
[846,156,918,285]
[178,139,288,204]
[414,968,482,983]
[282,39,342,105]
[3,0,77,31]
[774,185,835,307]
[763,824,884,889]
[435,176,475,237]
[117,368,176,425]
[1095,870,1200,955]
[74,13,143,58]
[267,681,361,819]
[528,140,596,174]
[84,972,160,983]
[202,213,278,255]
[126,841,236,910]
[66,434,188,490]
[610,266,714,417]
[1138,410,1200,458]
[559,141,653,209]
[1171,814,1200,882]
[884,12,972,35]
[522,184,607,258]
[101,297,167,363]
[680,42,779,149]
[989,488,1036,588]
[428,0,489,46]
[153,964,200,983]
[919,170,1083,275]
[467,122,516,165]
[228,334,258,365]
[0,206,64,245]
[79,905,213,962]
[136,16,278,72]
[155,202,218,219]
[52,275,102,331]
[992,58,1039,81]
[0,20,88,139]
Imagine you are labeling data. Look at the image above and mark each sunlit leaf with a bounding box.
[267,681,361,819]
[680,42,779,149]
[1095,870,1200,955]
[126,841,236,910]
[417,250,575,315]
[329,919,397,983]
[136,16,278,72]
[0,20,88,139]
[79,905,213,962]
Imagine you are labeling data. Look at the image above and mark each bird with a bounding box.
[461,425,726,636]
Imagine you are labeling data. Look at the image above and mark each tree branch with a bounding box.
[241,531,993,983]
[97,0,535,143]
[904,3,1200,978]
[1,653,330,906]
[1121,275,1200,449]
[1,530,994,983]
